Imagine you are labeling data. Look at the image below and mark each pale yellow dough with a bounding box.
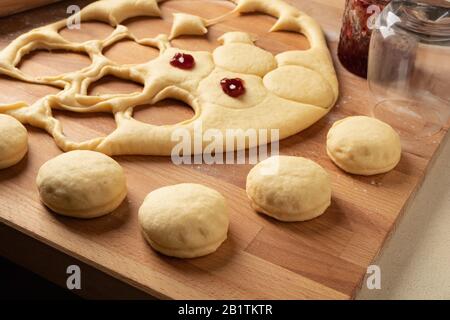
[138,184,229,258]
[0,114,28,169]
[246,156,331,222]
[326,116,402,175]
[0,0,338,156]
[36,150,127,218]
[169,13,208,40]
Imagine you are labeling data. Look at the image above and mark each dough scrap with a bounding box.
[138,183,229,258]
[246,155,331,222]
[0,114,28,169]
[326,116,402,175]
[169,13,208,40]
[36,150,127,218]
[0,0,338,156]
[81,0,161,26]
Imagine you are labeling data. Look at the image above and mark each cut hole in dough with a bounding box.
[53,110,117,143]
[160,0,234,20]
[59,22,115,43]
[18,49,91,78]
[214,13,310,55]
[87,75,143,96]
[171,36,217,52]
[162,0,234,50]
[258,30,310,54]
[214,13,273,39]
[133,99,195,126]
[0,75,60,105]
[123,17,172,40]
[103,40,160,65]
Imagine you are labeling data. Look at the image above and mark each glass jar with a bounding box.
[338,0,391,78]
[368,0,450,137]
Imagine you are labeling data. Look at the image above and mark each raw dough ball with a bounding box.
[36,150,127,218]
[139,183,229,258]
[169,13,207,39]
[326,116,402,175]
[0,114,28,169]
[263,65,334,108]
[213,43,277,77]
[246,156,331,222]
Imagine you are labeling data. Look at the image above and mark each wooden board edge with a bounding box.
[0,222,153,299]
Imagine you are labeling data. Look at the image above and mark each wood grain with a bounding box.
[0,0,449,299]
[0,0,62,17]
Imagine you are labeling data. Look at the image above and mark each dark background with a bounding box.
[0,256,79,300]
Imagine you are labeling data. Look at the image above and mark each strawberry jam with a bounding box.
[220,78,245,98]
[170,53,195,70]
[338,0,391,78]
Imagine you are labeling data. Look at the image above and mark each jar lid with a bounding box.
[388,0,450,40]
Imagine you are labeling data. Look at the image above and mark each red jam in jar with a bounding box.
[170,53,195,70]
[338,0,391,78]
[220,78,246,98]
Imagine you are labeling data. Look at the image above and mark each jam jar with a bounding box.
[338,0,391,78]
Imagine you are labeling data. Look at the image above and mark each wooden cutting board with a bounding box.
[0,0,448,299]
[0,0,62,17]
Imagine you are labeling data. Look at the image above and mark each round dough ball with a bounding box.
[213,43,277,77]
[0,114,28,169]
[246,156,331,222]
[326,116,401,175]
[36,150,127,218]
[263,65,334,108]
[139,183,229,258]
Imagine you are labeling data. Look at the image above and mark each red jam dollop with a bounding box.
[338,0,391,78]
[220,78,245,98]
[170,53,195,70]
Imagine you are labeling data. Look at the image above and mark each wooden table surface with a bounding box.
[0,0,448,299]
[0,0,62,17]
